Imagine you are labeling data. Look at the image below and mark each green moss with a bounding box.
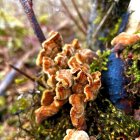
[7,87,140,139]
[86,96,140,139]
[122,42,140,95]
[0,96,6,108]
[90,50,111,73]
[10,101,72,139]
[123,42,140,83]
[34,104,73,139]
[10,96,32,114]
[98,18,122,44]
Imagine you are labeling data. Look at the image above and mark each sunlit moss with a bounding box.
[14,77,28,84]
[10,95,32,115]
[33,103,72,139]
[0,96,6,108]
[90,50,111,72]
[7,82,140,139]
[86,96,140,139]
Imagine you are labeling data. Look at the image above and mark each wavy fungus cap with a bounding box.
[35,99,66,124]
[69,94,86,130]
[35,31,101,132]
[111,32,140,46]
[111,32,140,57]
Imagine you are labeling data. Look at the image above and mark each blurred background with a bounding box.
[0,0,91,92]
[0,0,131,139]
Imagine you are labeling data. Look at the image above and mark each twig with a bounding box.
[0,1,46,95]
[60,0,86,35]
[71,0,87,30]
[9,64,45,88]
[19,0,46,43]
[92,2,115,41]
[9,64,34,81]
[0,48,38,95]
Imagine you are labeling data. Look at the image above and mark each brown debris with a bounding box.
[72,83,85,94]
[47,75,57,88]
[68,56,90,73]
[56,69,73,88]
[54,53,68,68]
[63,44,75,57]
[84,71,101,102]
[76,49,97,64]
[134,109,140,121]
[42,56,58,77]
[72,39,81,50]
[55,82,71,100]
[36,49,46,66]
[74,71,88,85]
[42,31,63,56]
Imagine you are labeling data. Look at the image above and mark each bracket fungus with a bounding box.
[111,32,140,57]
[35,31,101,137]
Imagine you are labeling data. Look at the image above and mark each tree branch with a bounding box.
[9,64,45,88]
[92,2,115,41]
[19,0,46,44]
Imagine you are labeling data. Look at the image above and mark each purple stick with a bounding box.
[19,0,46,43]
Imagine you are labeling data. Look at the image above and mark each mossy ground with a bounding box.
[2,90,138,140]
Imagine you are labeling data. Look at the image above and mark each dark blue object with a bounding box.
[102,13,130,110]
[102,53,127,110]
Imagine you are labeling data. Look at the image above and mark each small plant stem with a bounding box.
[60,0,86,36]
[9,64,46,88]
[92,2,115,41]
[19,0,46,44]
[71,0,87,30]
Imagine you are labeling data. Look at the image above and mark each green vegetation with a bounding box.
[5,93,139,139]
[90,50,111,72]
[122,42,140,95]
[87,98,140,139]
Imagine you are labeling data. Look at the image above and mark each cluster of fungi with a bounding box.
[34,31,140,139]
[35,31,101,139]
